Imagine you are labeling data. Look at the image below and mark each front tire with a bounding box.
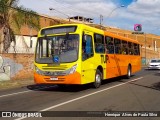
[93,69,102,88]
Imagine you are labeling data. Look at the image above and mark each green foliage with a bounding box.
[0,0,40,53]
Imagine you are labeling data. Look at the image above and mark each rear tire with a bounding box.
[126,65,131,79]
[93,69,102,88]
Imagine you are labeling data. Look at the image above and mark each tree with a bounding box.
[0,0,40,53]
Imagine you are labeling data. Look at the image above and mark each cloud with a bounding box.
[18,0,160,35]
[128,0,160,15]
[59,0,103,3]
[47,0,117,18]
[120,0,160,29]
[105,0,160,34]
[68,2,116,17]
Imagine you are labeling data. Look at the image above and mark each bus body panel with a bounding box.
[34,71,81,84]
[34,60,82,84]
[81,53,106,84]
[80,26,105,84]
[106,55,141,78]
[104,31,141,79]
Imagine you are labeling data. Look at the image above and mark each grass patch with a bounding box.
[0,78,34,90]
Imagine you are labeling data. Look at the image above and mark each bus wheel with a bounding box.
[126,65,131,79]
[93,69,102,88]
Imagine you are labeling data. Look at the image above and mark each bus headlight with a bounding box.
[35,66,44,75]
[63,64,78,75]
[69,64,77,74]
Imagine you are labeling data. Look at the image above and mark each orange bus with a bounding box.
[34,24,141,88]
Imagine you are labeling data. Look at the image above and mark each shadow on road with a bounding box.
[102,75,129,85]
[27,84,91,92]
[152,82,160,90]
[129,82,160,91]
[154,72,160,76]
[27,76,128,92]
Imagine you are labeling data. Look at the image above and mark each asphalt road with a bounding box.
[0,68,160,120]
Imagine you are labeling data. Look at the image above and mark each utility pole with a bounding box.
[145,33,147,65]
[29,26,32,48]
[100,15,103,29]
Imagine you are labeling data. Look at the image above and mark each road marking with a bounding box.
[15,77,143,120]
[0,86,56,98]
[40,77,143,111]
[0,90,32,98]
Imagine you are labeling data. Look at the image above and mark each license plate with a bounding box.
[50,77,58,80]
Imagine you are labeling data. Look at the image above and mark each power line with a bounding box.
[45,0,81,15]
[45,0,100,17]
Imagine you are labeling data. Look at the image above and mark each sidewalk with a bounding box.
[0,78,34,91]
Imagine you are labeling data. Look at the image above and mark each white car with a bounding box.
[148,59,160,70]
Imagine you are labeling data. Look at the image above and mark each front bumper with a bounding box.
[34,71,81,85]
[148,66,160,70]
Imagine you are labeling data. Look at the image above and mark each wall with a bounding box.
[141,47,160,65]
[1,35,37,53]
[0,53,34,81]
[0,47,159,81]
[0,35,37,53]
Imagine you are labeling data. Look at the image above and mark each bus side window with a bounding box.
[128,42,134,55]
[134,43,139,55]
[94,34,105,53]
[115,38,121,54]
[105,36,114,54]
[122,40,128,55]
[137,44,140,55]
[82,34,94,61]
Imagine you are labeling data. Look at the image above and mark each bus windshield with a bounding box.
[35,34,79,64]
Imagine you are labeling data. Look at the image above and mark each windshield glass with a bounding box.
[151,59,160,63]
[35,34,79,64]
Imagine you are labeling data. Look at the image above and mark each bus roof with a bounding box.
[40,23,103,31]
[40,23,80,30]
[39,23,104,35]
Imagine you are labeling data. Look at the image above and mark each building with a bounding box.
[69,16,94,23]
[0,14,71,53]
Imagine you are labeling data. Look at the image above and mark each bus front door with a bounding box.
[81,32,95,84]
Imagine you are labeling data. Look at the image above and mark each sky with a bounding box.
[18,0,160,35]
